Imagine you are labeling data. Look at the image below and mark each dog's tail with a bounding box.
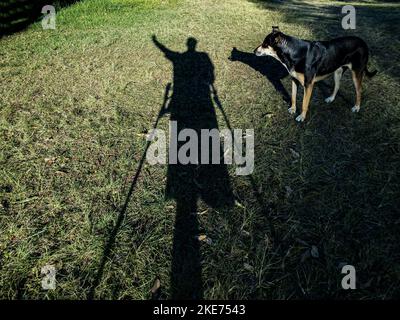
[365,67,377,78]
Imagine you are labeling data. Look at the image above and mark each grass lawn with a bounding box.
[1,0,400,299]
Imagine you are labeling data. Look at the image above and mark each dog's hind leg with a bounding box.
[351,70,363,112]
[325,67,343,103]
[288,80,297,114]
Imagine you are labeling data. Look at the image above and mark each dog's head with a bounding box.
[254,26,283,58]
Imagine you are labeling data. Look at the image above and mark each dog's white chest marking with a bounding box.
[289,69,298,78]
[270,53,290,73]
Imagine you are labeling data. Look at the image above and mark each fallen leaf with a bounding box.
[196,234,212,245]
[235,200,245,209]
[44,157,56,165]
[150,278,161,293]
[137,133,147,138]
[150,277,161,300]
[241,230,251,237]
[262,112,274,118]
[190,209,208,216]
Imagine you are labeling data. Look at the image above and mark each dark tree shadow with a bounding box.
[229,47,290,104]
[152,36,235,299]
[0,0,80,37]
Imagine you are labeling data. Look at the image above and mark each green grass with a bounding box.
[1,0,400,299]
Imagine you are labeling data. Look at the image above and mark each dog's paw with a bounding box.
[288,106,296,114]
[325,96,335,103]
[351,105,360,113]
[296,114,305,122]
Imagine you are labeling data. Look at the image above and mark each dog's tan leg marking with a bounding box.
[296,84,314,122]
[297,73,305,86]
[351,71,363,112]
[288,80,297,114]
[325,68,343,103]
[290,71,304,86]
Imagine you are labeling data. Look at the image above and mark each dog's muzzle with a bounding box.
[254,46,265,56]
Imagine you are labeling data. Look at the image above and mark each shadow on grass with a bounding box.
[0,0,80,37]
[89,36,236,300]
[241,0,400,298]
[87,81,170,300]
[249,0,400,81]
[229,47,290,104]
[152,36,235,299]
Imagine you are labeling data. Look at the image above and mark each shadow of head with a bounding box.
[229,47,288,80]
[229,47,290,103]
[186,37,198,52]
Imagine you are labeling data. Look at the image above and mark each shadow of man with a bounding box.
[229,47,290,103]
[153,35,234,299]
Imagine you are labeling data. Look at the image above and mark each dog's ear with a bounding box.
[304,42,326,86]
[272,26,282,44]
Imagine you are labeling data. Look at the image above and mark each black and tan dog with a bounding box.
[255,26,377,122]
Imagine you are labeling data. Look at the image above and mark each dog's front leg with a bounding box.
[296,84,314,122]
[288,80,297,114]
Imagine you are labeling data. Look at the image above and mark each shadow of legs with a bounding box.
[170,196,203,299]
